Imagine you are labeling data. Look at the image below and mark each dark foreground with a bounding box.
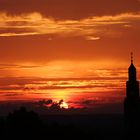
[0,107,138,140]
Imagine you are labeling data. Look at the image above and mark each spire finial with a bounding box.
[131,52,133,64]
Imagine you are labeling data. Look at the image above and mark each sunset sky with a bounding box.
[0,0,140,111]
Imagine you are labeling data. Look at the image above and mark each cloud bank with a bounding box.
[0,12,140,39]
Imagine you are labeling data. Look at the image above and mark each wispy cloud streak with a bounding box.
[0,12,140,38]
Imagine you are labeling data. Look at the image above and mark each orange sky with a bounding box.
[0,0,140,108]
[0,1,139,76]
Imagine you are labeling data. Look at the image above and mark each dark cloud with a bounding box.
[4,93,24,97]
[0,27,35,35]
[35,99,53,106]
[0,77,41,86]
[0,64,41,70]
[0,0,139,19]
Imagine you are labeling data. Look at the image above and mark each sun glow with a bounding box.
[60,101,69,109]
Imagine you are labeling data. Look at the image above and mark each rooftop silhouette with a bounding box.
[124,53,140,138]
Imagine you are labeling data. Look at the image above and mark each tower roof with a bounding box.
[129,63,136,71]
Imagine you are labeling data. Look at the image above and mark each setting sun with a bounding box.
[60,101,69,109]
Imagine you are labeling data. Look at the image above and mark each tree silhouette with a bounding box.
[6,107,44,139]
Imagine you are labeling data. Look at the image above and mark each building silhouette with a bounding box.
[124,53,140,132]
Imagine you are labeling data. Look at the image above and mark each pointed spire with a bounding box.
[131,52,133,64]
[129,52,136,81]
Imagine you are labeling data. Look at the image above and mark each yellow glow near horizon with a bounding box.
[60,101,69,109]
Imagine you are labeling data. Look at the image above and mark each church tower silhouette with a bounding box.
[126,52,139,99]
[124,53,140,132]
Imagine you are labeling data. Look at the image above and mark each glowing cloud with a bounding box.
[0,12,140,38]
[86,36,100,41]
